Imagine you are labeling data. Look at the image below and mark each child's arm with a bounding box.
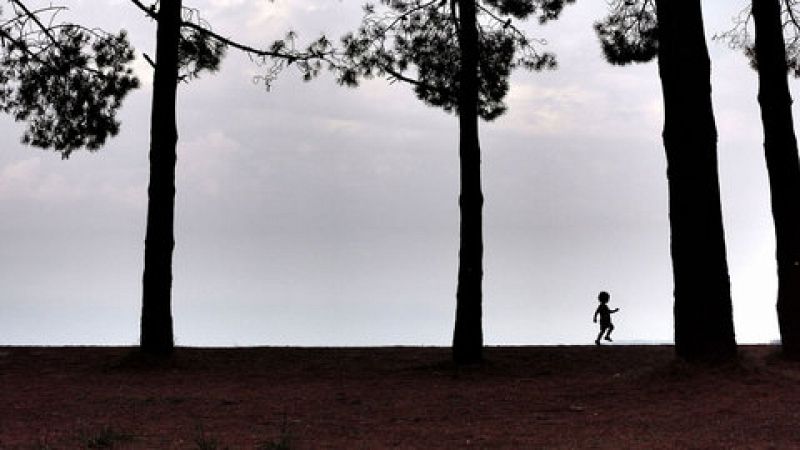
[611,308,620,313]
[593,307,600,323]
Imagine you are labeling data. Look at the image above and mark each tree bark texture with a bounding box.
[753,0,800,358]
[140,0,181,355]
[655,0,737,361]
[452,0,484,364]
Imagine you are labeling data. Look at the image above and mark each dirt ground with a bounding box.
[2,345,800,449]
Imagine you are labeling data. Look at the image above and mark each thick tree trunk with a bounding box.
[752,0,800,358]
[655,0,737,361]
[140,0,181,355]
[452,0,484,364]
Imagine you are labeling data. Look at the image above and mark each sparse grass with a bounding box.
[258,435,291,450]
[31,437,54,450]
[194,424,228,450]
[190,417,292,450]
[78,425,133,449]
[257,413,292,450]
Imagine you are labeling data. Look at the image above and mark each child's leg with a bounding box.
[604,324,615,341]
[596,327,606,345]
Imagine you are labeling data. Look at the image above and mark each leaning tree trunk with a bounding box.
[655,0,737,361]
[140,0,181,355]
[452,0,484,364]
[752,0,800,359]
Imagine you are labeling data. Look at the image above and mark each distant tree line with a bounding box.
[4,0,800,365]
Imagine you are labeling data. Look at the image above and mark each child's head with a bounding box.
[598,291,610,304]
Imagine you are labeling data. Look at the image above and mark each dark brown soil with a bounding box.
[2,345,800,448]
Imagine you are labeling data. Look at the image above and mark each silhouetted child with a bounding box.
[593,291,619,345]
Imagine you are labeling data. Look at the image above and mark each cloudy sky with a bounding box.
[0,0,785,346]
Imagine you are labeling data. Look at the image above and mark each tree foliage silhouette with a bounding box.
[715,0,800,77]
[596,0,737,362]
[338,0,574,364]
[716,0,800,358]
[129,0,335,355]
[0,0,138,157]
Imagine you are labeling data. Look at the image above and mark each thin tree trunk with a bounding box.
[655,0,737,361]
[140,0,181,355]
[452,0,484,364]
[752,0,800,358]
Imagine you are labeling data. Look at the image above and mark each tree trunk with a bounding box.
[752,0,800,358]
[655,0,737,361]
[140,0,181,355]
[452,0,484,364]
